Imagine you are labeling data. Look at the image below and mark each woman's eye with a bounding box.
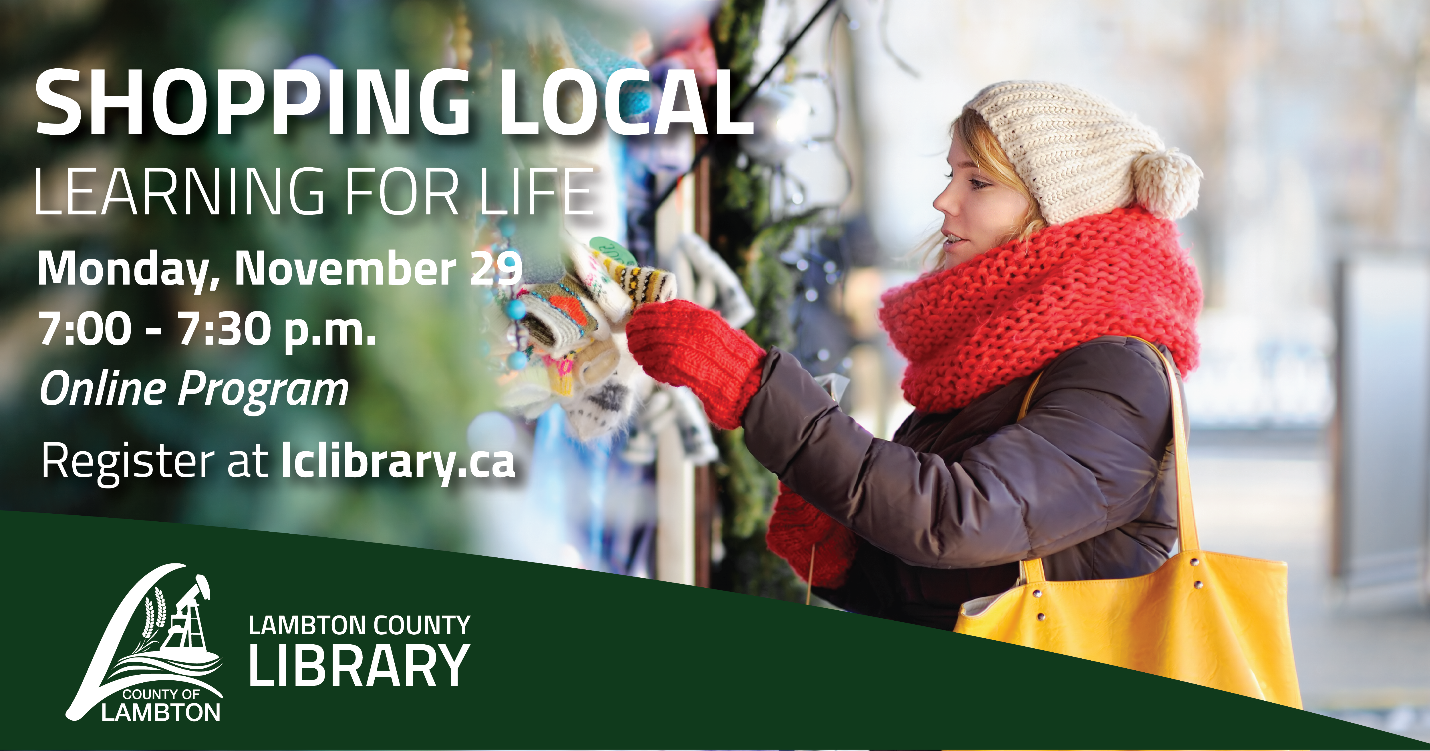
[944,171,953,179]
[970,178,992,190]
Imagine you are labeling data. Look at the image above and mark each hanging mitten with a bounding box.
[624,299,765,430]
[520,275,610,355]
[499,362,556,414]
[545,354,576,397]
[562,333,642,441]
[572,336,620,390]
[647,18,718,87]
[566,236,633,324]
[564,379,636,441]
[593,251,677,308]
[669,386,720,465]
[562,22,653,119]
[766,483,859,589]
[620,385,674,465]
[676,233,756,328]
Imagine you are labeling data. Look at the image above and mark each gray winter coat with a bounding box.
[743,335,1181,630]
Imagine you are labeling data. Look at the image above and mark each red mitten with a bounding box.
[625,299,766,430]
[766,482,859,589]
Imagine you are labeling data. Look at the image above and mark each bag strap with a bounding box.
[1017,336,1198,585]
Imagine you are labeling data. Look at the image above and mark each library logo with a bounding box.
[66,563,223,721]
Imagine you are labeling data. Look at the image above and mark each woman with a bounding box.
[625,81,1204,629]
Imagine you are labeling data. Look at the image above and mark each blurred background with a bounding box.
[3,0,1429,736]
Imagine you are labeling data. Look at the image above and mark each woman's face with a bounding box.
[932,138,1032,266]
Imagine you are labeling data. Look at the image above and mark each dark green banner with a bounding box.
[0,510,1419,750]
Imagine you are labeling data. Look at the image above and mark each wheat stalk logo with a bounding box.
[129,586,166,655]
[154,586,166,630]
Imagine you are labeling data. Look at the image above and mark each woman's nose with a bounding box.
[933,184,958,215]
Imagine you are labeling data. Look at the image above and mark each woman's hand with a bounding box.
[766,482,859,589]
[624,299,767,430]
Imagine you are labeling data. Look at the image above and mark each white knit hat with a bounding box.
[965,81,1202,226]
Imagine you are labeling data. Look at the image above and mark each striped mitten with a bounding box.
[593,251,677,308]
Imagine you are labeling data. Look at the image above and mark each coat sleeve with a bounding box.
[742,338,1175,570]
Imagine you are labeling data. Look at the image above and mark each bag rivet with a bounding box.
[1194,581,1204,589]
[1037,613,1046,621]
[1190,558,1200,566]
[1033,589,1043,598]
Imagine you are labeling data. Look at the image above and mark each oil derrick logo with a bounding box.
[66,563,222,721]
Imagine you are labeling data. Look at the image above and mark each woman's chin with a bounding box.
[944,241,980,266]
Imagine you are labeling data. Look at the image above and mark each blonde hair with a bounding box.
[922,109,1047,271]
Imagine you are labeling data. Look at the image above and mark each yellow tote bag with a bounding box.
[953,338,1303,708]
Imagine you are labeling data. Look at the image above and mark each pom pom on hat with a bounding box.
[1132,148,1202,220]
[966,80,1201,225]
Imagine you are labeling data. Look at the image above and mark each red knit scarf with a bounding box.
[879,206,1202,413]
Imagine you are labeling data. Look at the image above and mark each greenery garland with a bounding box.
[708,0,828,601]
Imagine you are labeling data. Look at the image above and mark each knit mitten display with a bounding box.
[624,299,766,430]
[766,483,858,589]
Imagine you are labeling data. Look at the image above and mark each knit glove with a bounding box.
[624,299,766,430]
[766,483,859,589]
